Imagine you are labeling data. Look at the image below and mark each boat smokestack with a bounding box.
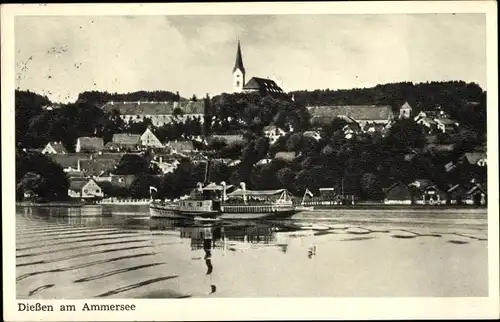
[240,182,247,204]
[221,181,227,202]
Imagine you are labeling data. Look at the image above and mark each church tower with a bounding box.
[232,40,246,93]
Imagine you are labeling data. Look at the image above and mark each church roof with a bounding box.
[243,77,284,93]
[233,40,245,73]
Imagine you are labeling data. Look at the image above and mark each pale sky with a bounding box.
[15,14,486,103]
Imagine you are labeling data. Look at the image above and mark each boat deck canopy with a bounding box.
[227,188,292,197]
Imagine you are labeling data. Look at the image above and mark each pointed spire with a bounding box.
[233,40,245,73]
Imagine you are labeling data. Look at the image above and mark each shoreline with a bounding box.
[16,201,487,211]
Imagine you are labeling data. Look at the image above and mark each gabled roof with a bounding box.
[69,178,94,191]
[307,105,394,123]
[233,40,245,74]
[168,140,194,152]
[463,152,487,164]
[274,151,297,161]
[384,181,412,199]
[400,102,412,110]
[208,135,245,145]
[112,133,141,145]
[243,77,284,94]
[78,159,118,177]
[45,142,67,154]
[49,153,89,168]
[101,100,205,115]
[434,118,457,125]
[263,125,284,132]
[77,137,104,151]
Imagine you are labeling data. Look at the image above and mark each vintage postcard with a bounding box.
[2,1,499,321]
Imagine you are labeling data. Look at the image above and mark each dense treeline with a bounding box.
[16,150,69,201]
[290,81,487,133]
[208,92,310,134]
[76,90,185,107]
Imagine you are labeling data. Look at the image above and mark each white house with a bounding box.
[434,118,459,133]
[140,128,163,148]
[263,125,286,144]
[68,178,104,199]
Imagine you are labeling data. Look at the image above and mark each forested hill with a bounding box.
[289,81,484,108]
[289,81,486,133]
[76,90,186,107]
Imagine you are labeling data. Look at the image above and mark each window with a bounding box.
[236,81,240,86]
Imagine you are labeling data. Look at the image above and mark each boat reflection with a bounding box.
[149,218,303,251]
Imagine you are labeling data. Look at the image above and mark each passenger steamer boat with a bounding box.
[149,182,298,220]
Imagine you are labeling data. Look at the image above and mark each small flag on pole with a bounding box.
[305,188,314,198]
[149,186,158,193]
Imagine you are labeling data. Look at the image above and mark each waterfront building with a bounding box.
[384,181,412,205]
[68,178,104,199]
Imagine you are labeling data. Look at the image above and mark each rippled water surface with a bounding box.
[16,205,488,298]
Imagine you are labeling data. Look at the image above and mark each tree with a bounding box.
[16,150,69,201]
[114,154,157,175]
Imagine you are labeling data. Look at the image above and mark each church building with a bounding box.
[232,41,285,96]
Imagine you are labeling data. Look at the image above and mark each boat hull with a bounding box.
[149,204,297,220]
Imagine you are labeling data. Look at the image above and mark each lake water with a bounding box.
[16,205,488,299]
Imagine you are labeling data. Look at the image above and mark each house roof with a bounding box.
[69,178,93,191]
[400,102,412,110]
[209,135,245,145]
[243,77,284,93]
[435,118,457,125]
[409,179,436,190]
[101,100,205,115]
[77,137,104,151]
[385,181,412,199]
[49,153,89,168]
[419,117,437,125]
[464,152,486,164]
[112,133,141,145]
[168,140,194,151]
[45,142,67,154]
[263,125,283,132]
[78,159,118,177]
[274,151,296,161]
[307,105,394,123]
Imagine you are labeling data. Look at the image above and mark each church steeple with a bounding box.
[232,40,246,93]
[233,40,245,74]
